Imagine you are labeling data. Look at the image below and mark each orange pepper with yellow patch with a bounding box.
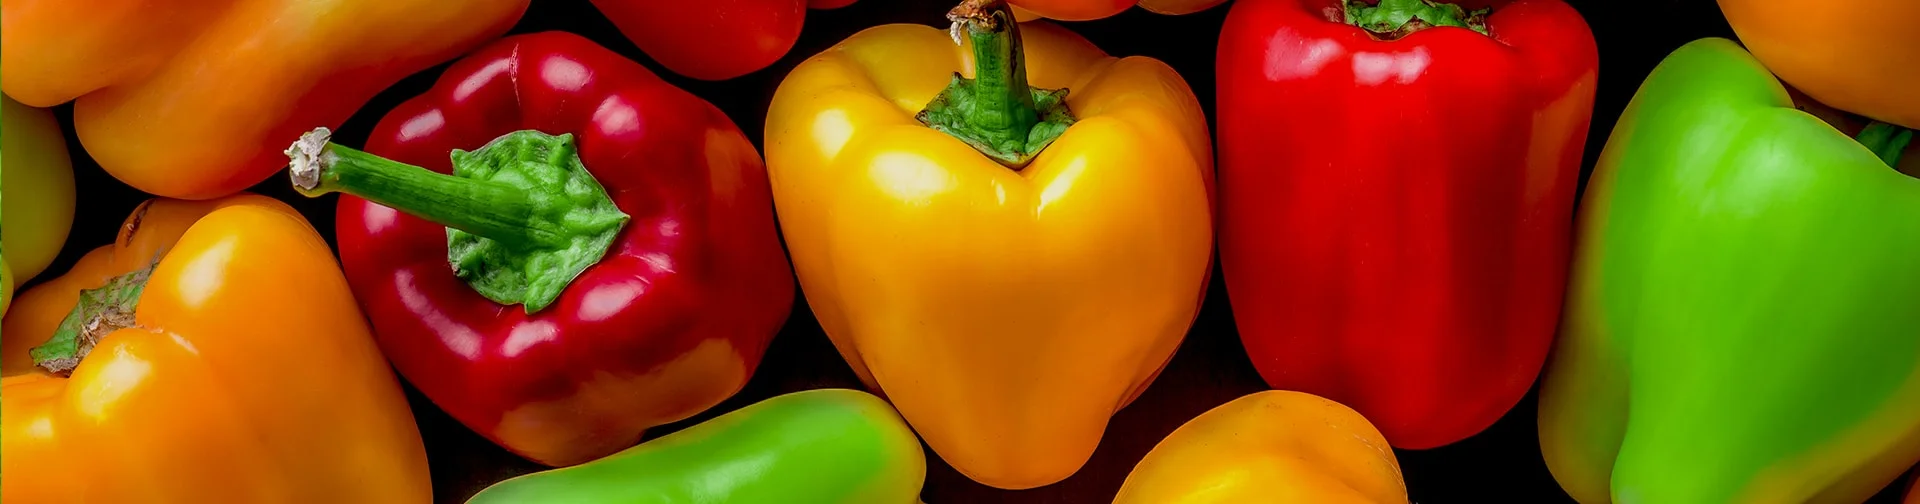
[1,195,429,502]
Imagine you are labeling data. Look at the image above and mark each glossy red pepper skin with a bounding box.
[337,31,794,467]
[590,0,842,81]
[1216,0,1597,449]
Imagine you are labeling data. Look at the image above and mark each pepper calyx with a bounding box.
[31,260,158,375]
[915,0,1077,169]
[285,128,630,314]
[1345,0,1491,39]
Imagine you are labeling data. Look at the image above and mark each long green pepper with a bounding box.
[467,389,926,504]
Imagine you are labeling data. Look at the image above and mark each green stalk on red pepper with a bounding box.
[287,32,797,469]
[1539,38,1920,503]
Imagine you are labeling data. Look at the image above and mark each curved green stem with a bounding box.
[1346,0,1491,39]
[915,0,1075,169]
[286,128,629,313]
[288,129,562,249]
[1856,121,1914,168]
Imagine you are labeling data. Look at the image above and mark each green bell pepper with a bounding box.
[1538,38,1920,503]
[2,94,78,315]
[467,389,926,504]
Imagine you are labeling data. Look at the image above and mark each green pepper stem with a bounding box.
[287,128,630,314]
[915,0,1076,168]
[1346,0,1491,39]
[1856,121,1914,168]
[955,0,1038,145]
[286,128,562,249]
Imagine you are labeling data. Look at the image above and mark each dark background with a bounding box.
[31,0,1917,502]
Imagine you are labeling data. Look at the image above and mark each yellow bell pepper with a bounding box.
[765,0,1213,489]
[2,95,77,314]
[1114,391,1408,504]
[2,195,430,502]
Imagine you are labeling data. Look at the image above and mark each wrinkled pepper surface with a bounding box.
[590,0,858,81]
[468,389,926,503]
[765,0,1213,489]
[2,94,75,314]
[1216,0,1596,450]
[291,32,794,467]
[0,0,528,199]
[1114,390,1407,503]
[1,195,430,502]
[1011,0,1225,21]
[1538,38,1920,504]
[1718,0,1920,129]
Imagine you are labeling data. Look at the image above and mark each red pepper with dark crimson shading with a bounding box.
[1215,0,1598,449]
[588,0,858,81]
[283,31,794,467]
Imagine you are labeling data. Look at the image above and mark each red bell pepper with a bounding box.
[1010,0,1225,21]
[285,31,794,467]
[588,0,857,81]
[1216,0,1597,449]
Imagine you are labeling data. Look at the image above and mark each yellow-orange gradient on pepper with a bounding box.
[764,14,1213,489]
[1,195,430,502]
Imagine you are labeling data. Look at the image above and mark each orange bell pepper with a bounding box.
[1115,390,1408,503]
[0,0,528,199]
[1,195,430,502]
[1718,0,1920,128]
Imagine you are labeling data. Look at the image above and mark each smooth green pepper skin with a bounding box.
[467,389,926,504]
[1539,38,1920,504]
